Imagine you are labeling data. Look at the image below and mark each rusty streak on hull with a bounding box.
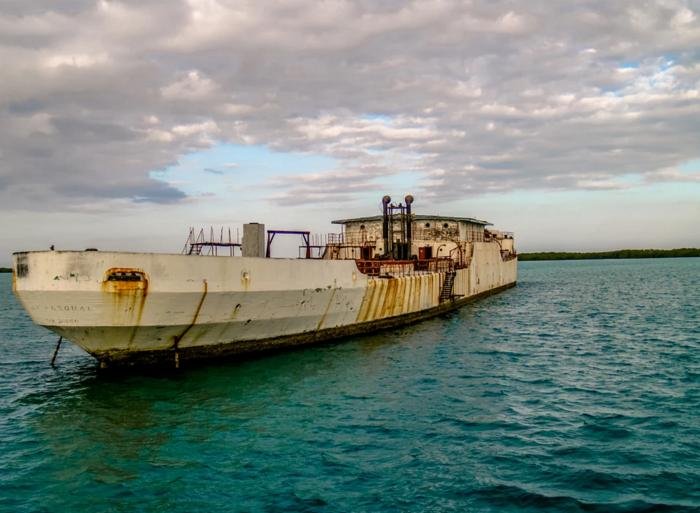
[172,280,208,364]
[101,268,149,347]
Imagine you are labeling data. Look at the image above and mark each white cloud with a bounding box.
[161,70,218,100]
[171,120,219,137]
[43,52,110,69]
[222,103,255,115]
[0,0,699,212]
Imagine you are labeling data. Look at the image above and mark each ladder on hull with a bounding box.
[439,271,457,302]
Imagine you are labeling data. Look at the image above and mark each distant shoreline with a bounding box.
[0,267,11,273]
[518,248,700,261]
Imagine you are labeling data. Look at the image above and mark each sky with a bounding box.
[1,0,699,264]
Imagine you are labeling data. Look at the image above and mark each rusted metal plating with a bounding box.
[102,268,149,346]
[356,273,440,322]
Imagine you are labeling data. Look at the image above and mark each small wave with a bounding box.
[467,483,692,512]
[579,422,633,440]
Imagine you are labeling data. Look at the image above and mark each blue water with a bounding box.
[1,259,698,513]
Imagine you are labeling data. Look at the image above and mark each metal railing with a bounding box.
[355,257,455,277]
[182,227,241,256]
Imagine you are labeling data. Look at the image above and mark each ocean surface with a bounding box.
[1,258,698,513]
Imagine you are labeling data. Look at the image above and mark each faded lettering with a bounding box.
[45,304,92,312]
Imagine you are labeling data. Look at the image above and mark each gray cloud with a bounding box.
[0,0,699,211]
[266,163,399,206]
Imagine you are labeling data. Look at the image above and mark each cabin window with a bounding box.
[360,224,365,230]
[425,222,431,228]
[443,223,449,229]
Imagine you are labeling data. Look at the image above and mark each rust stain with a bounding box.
[362,280,377,322]
[402,276,411,314]
[380,278,397,318]
[241,270,250,291]
[129,292,148,345]
[101,268,148,294]
[418,278,424,310]
[101,268,149,347]
[316,287,338,331]
[356,280,375,322]
[363,278,384,322]
[392,277,406,316]
[404,276,416,313]
[172,279,208,352]
[403,276,412,314]
[370,279,386,320]
[410,279,416,311]
[411,276,421,312]
[101,268,149,346]
[357,271,454,323]
[401,277,409,314]
[389,278,400,316]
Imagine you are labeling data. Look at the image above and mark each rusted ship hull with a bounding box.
[12,244,517,368]
[80,282,516,367]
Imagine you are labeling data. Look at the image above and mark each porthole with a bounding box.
[360,224,365,230]
[425,222,431,228]
[443,223,449,228]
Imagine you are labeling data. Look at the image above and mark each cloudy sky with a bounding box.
[1,0,699,262]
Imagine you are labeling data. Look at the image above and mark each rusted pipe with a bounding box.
[405,194,413,259]
[382,195,391,257]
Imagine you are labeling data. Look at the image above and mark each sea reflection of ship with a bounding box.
[12,195,517,368]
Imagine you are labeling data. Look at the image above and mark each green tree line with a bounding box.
[518,248,700,261]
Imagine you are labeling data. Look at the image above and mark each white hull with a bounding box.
[12,243,517,367]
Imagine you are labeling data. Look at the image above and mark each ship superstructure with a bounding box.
[12,195,517,368]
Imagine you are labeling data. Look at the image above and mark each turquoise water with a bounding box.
[1,259,698,512]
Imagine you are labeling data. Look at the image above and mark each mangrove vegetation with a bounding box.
[518,248,700,261]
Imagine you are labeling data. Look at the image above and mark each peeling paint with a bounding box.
[355,272,446,323]
[101,268,149,347]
